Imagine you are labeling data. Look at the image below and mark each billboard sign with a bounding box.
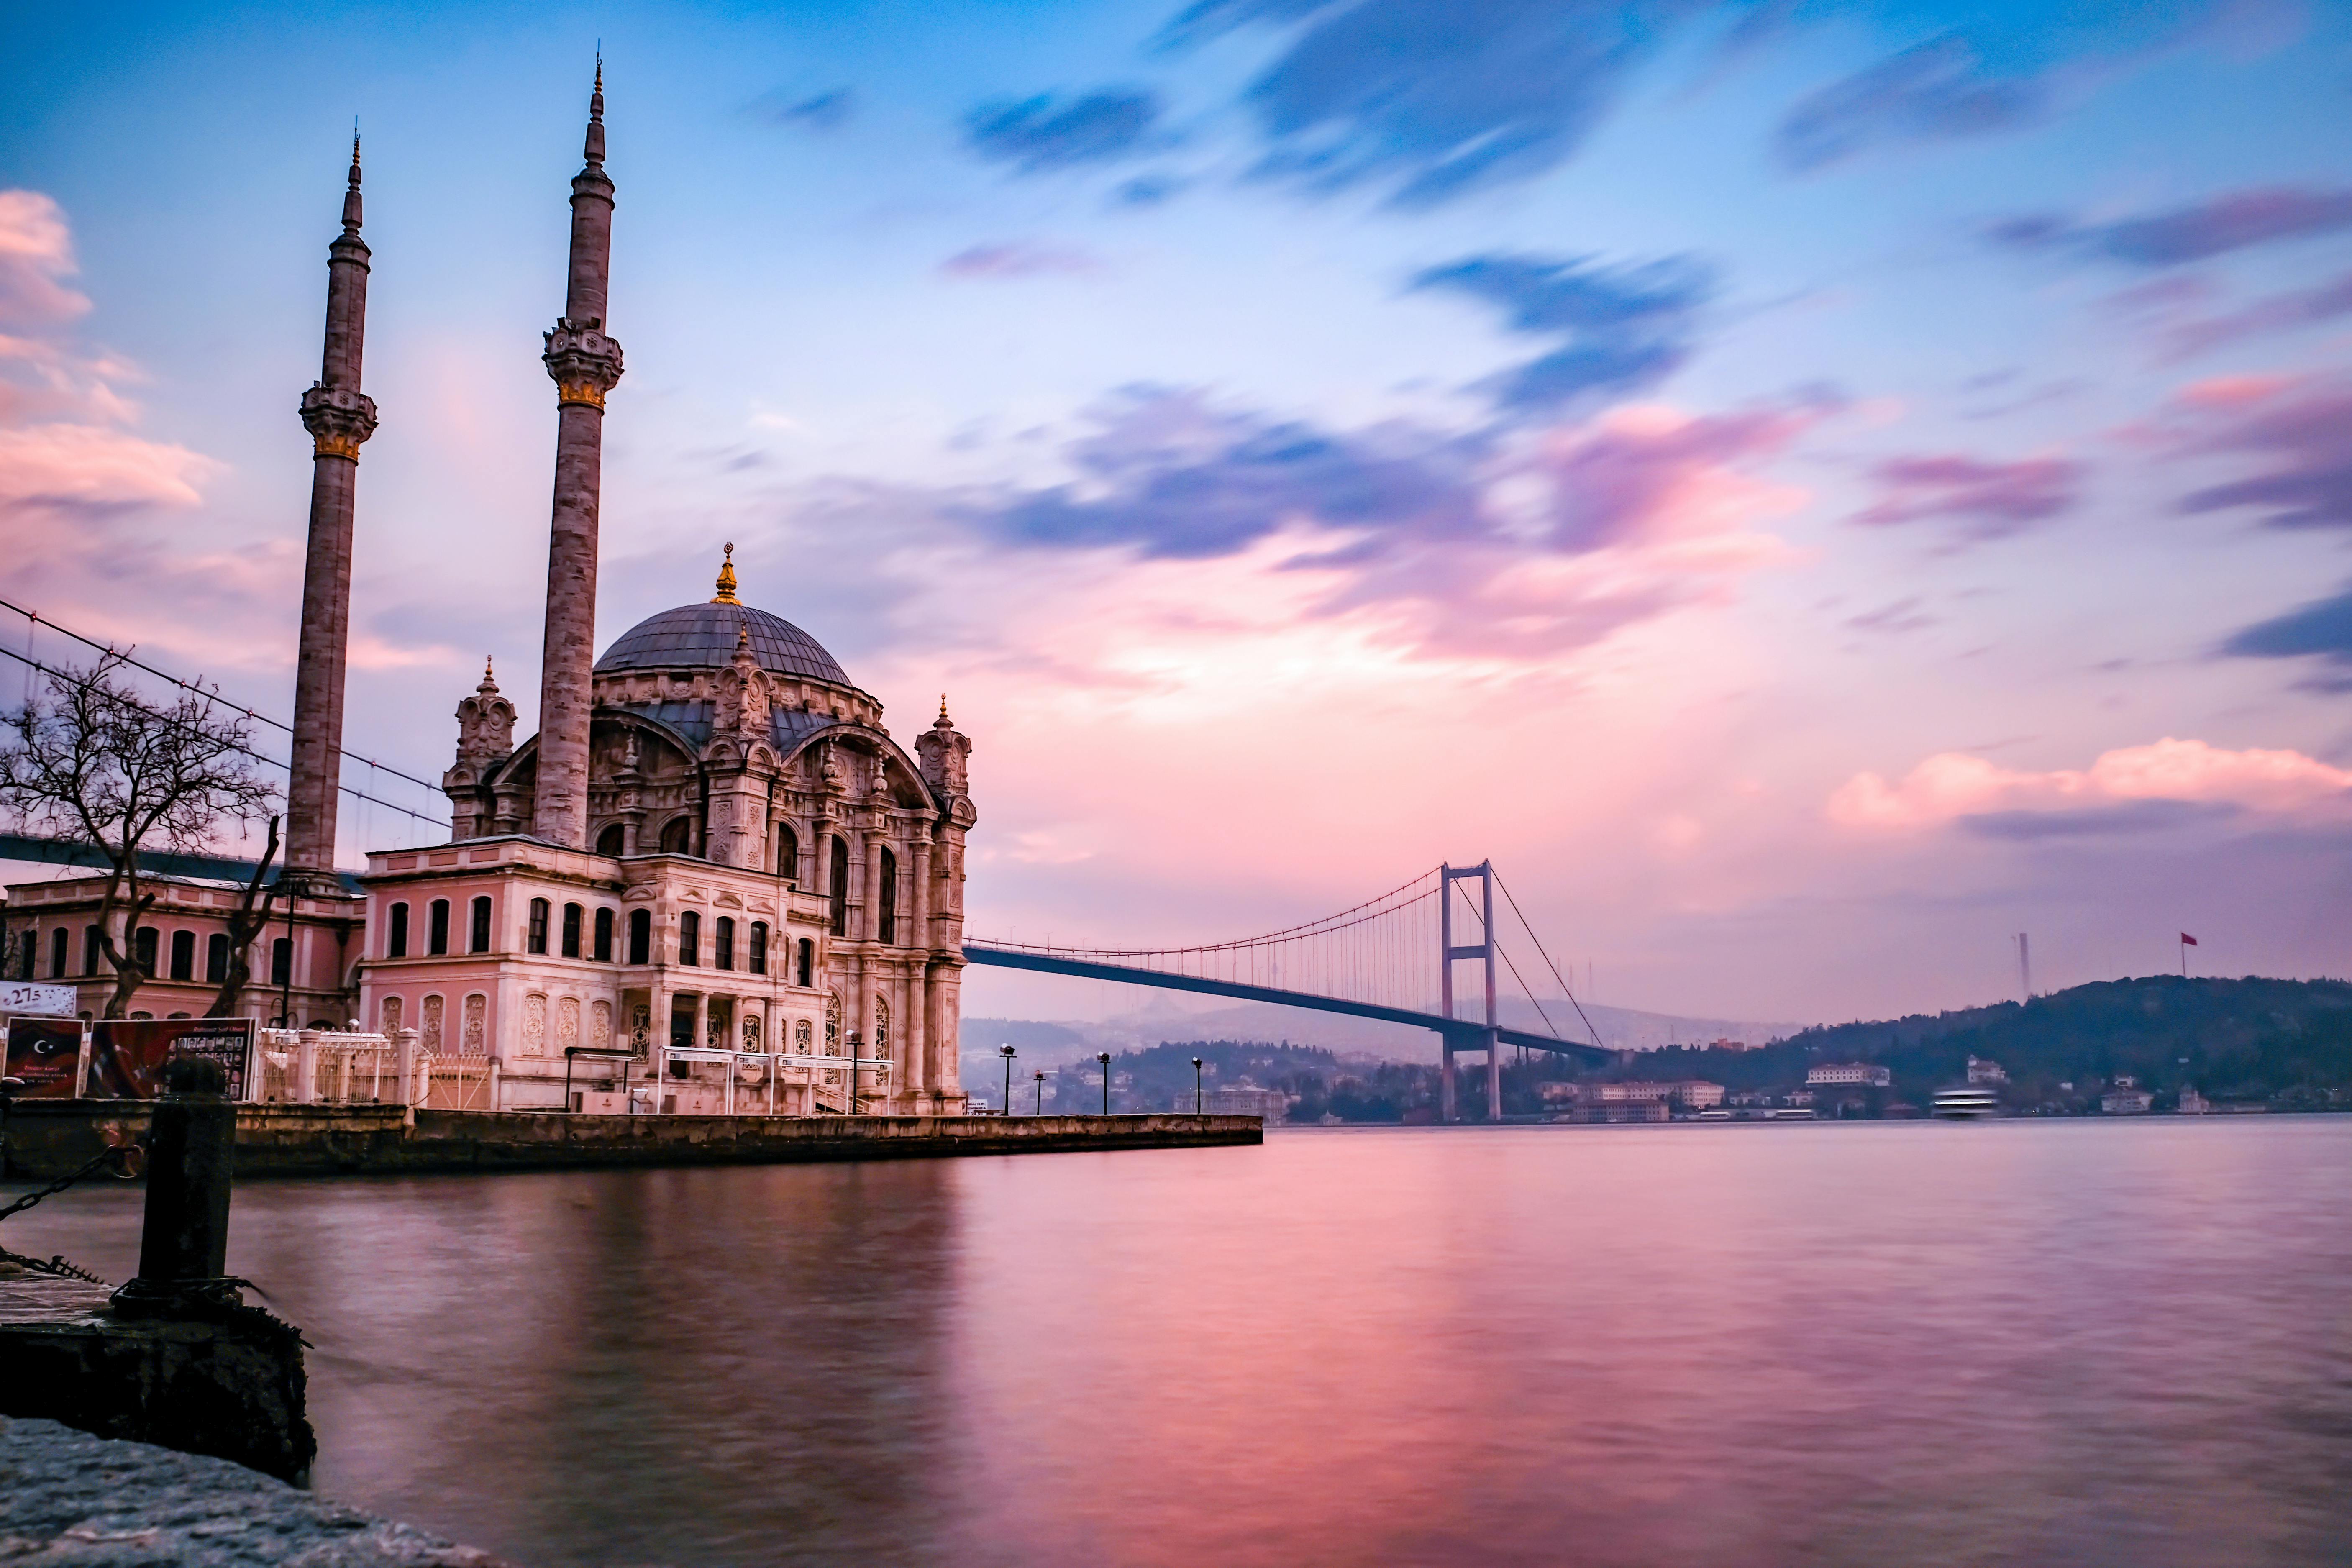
[4,1016,87,1099]
[0,982,77,1018]
[86,1017,258,1101]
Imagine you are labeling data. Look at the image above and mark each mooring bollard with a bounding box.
[113,1056,238,1315]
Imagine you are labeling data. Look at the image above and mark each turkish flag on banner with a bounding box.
[2180,933,2199,945]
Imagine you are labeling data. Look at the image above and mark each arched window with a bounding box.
[796,938,813,988]
[714,916,735,971]
[660,816,693,855]
[627,909,651,966]
[594,907,615,963]
[206,933,229,984]
[133,927,158,973]
[874,997,889,1060]
[828,836,849,936]
[469,896,492,954]
[18,930,35,980]
[679,910,701,966]
[82,925,102,976]
[169,930,195,981]
[775,823,800,884]
[49,927,67,979]
[527,898,551,955]
[749,922,768,975]
[561,902,583,959]
[387,902,410,958]
[877,848,898,945]
[428,899,451,956]
[596,823,626,857]
[270,937,292,987]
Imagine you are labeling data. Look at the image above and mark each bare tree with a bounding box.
[208,814,282,1020]
[0,653,276,1019]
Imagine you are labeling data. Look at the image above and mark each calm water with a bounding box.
[7,1119,2351,1567]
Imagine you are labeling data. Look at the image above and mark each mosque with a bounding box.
[359,72,977,1113]
[5,71,976,1114]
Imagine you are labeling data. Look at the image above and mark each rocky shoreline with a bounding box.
[0,1417,511,1567]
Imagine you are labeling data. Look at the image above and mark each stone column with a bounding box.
[863,833,884,943]
[531,69,623,849]
[287,139,378,888]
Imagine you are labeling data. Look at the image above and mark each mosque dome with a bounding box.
[592,545,853,689]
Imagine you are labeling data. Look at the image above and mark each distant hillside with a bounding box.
[1617,976,2352,1110]
[961,997,1801,1066]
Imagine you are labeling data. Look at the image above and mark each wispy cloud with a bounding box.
[1990,186,2352,268]
[940,241,1106,279]
[1776,34,2042,173]
[964,90,1165,172]
[2140,374,2352,531]
[1163,0,1682,209]
[0,190,92,327]
[1409,252,1715,416]
[762,88,855,132]
[1829,738,2352,830]
[1852,452,2083,541]
[2221,580,2352,691]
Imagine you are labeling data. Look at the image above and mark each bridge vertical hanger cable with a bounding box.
[1492,869,1606,1052]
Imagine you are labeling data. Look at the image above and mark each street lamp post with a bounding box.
[1097,1051,1112,1116]
[1033,1069,1044,1115]
[1192,1056,1204,1117]
[999,1043,1016,1117]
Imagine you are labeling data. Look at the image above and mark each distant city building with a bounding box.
[2177,1086,2209,1115]
[1966,1056,2007,1084]
[1563,1101,1669,1124]
[2101,1084,2155,1115]
[1807,1063,1891,1087]
[1594,1080,1724,1108]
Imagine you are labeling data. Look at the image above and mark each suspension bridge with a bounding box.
[965,861,1612,1121]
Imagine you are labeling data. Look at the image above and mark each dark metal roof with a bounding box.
[594,602,852,688]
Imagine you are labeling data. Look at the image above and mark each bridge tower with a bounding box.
[1439,861,1502,1122]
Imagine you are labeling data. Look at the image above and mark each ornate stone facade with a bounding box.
[353,72,974,1115]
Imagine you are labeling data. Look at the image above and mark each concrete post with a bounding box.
[293,1030,320,1105]
[392,1026,420,1106]
[119,1058,236,1311]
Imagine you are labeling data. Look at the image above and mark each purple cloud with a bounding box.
[2221,580,2352,690]
[2164,377,2352,531]
[1853,453,2083,540]
[964,90,1165,172]
[1409,252,1715,416]
[940,242,1105,279]
[1991,187,2352,268]
[1776,34,2042,173]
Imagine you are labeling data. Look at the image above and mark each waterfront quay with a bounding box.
[0,1104,1261,1179]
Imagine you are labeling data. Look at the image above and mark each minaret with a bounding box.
[531,64,625,848]
[287,134,379,889]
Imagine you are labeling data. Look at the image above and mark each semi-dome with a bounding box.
[593,549,852,688]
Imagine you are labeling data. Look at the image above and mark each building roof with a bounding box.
[594,602,852,688]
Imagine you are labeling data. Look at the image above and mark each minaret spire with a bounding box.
[531,63,625,848]
[286,133,381,889]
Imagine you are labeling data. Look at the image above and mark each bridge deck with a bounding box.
[961,944,1611,1062]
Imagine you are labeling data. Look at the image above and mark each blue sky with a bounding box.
[5,0,2352,1024]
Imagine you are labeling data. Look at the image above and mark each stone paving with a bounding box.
[0,1417,511,1566]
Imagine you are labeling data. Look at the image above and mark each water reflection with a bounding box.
[7,1120,2349,1567]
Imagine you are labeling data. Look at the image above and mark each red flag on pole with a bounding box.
[2180,933,2198,945]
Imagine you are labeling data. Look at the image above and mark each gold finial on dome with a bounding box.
[712,541,740,604]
